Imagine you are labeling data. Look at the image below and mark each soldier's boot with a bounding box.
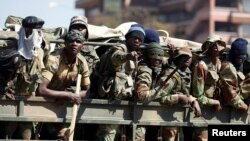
[192,127,208,141]
[19,122,33,140]
[162,127,178,141]
[135,126,146,141]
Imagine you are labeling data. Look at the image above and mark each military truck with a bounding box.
[0,17,249,141]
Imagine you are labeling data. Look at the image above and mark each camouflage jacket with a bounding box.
[191,57,221,106]
[218,60,246,108]
[96,44,136,100]
[15,47,44,95]
[41,48,90,91]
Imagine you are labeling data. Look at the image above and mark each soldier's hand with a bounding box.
[191,100,202,117]
[68,92,82,104]
[5,88,15,100]
[126,51,139,61]
[214,101,222,112]
[136,92,146,103]
[178,95,189,105]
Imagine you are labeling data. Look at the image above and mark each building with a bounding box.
[75,0,250,44]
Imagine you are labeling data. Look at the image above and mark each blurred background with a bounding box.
[1,0,250,45]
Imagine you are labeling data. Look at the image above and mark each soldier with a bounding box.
[3,16,46,140]
[95,24,145,141]
[68,16,99,75]
[191,34,226,141]
[135,44,201,141]
[38,29,90,140]
[68,15,100,140]
[0,39,21,99]
[219,38,249,110]
[160,47,201,141]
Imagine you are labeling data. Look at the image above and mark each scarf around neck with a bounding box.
[18,27,43,60]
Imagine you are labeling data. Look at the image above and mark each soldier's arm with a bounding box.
[134,65,152,102]
[192,62,221,109]
[219,62,248,111]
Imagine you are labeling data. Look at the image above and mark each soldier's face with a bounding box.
[209,44,220,56]
[70,24,87,38]
[175,55,192,67]
[149,58,162,68]
[66,39,84,55]
[234,53,248,66]
[127,36,142,51]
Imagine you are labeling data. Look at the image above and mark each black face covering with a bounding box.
[229,38,248,70]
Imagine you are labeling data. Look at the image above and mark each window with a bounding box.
[163,11,192,23]
[216,0,237,7]
[215,22,237,32]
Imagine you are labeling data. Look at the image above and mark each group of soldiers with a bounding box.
[0,15,250,141]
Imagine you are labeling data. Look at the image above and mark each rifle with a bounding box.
[68,74,82,141]
[157,127,163,141]
[121,125,126,141]
[154,55,190,96]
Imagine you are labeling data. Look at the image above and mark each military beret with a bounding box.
[22,16,44,29]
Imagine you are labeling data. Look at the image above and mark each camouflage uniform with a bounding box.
[4,16,47,140]
[159,47,198,141]
[134,42,165,141]
[219,61,248,110]
[15,47,44,96]
[96,24,145,141]
[191,35,226,141]
[39,30,90,140]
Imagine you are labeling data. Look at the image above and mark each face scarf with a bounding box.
[18,27,43,60]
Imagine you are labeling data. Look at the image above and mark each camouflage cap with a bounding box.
[69,16,89,39]
[145,42,164,60]
[201,34,226,53]
[65,29,85,42]
[70,16,88,27]
[174,47,192,58]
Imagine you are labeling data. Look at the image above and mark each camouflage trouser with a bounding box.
[5,122,33,139]
[192,127,208,141]
[162,127,184,141]
[96,124,118,141]
[135,126,146,141]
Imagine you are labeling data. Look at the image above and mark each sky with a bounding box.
[0,0,84,29]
